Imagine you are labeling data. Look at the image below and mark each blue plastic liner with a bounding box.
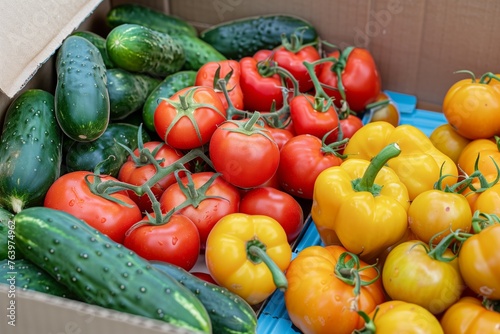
[256,91,448,334]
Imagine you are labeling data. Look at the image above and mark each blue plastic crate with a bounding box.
[256,91,448,334]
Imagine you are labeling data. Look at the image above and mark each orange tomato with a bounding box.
[430,123,471,164]
[440,296,500,333]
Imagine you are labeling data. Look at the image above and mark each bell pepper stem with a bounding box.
[353,143,401,193]
[248,244,288,291]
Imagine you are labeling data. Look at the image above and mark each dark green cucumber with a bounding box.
[0,208,15,261]
[151,261,257,334]
[0,89,63,213]
[106,3,198,38]
[142,70,197,133]
[200,14,319,59]
[64,123,150,177]
[105,7,225,71]
[106,24,185,78]
[55,35,110,142]
[174,34,227,71]
[14,207,211,333]
[106,68,161,120]
[71,30,116,68]
[0,259,77,299]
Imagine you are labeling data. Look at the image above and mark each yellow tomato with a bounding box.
[430,123,471,164]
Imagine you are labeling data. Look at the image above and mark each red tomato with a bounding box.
[239,187,304,243]
[123,214,200,271]
[209,117,281,189]
[239,56,284,112]
[290,94,340,139]
[154,86,227,150]
[273,45,321,93]
[263,122,295,149]
[277,134,344,199]
[43,171,142,243]
[319,47,381,113]
[159,171,240,247]
[326,114,364,150]
[195,59,244,110]
[118,141,189,213]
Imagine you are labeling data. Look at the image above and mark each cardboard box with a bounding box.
[0,0,498,332]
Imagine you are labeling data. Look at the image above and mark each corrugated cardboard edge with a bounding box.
[0,0,104,98]
[0,284,203,334]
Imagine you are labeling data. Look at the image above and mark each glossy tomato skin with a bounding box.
[440,296,500,333]
[209,120,280,189]
[290,94,340,139]
[363,300,444,334]
[382,240,465,315]
[123,214,200,271]
[430,123,471,164]
[443,77,500,140]
[118,141,189,213]
[239,187,304,243]
[262,122,295,149]
[319,47,381,113]
[239,57,284,112]
[43,171,142,243]
[458,223,500,300]
[273,45,321,93]
[277,134,343,199]
[285,245,385,334]
[154,86,227,150]
[195,59,244,110]
[159,171,240,247]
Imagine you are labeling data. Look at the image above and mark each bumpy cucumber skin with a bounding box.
[106,68,161,120]
[106,24,185,78]
[55,35,110,142]
[0,89,63,213]
[71,30,116,68]
[106,3,198,38]
[152,261,257,334]
[200,14,319,59]
[0,259,77,299]
[142,70,197,133]
[173,34,227,71]
[14,207,212,333]
[0,208,15,260]
[64,123,150,177]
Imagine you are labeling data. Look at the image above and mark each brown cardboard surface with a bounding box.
[0,0,105,99]
[0,284,201,334]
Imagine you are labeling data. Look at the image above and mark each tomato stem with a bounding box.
[352,143,401,195]
[247,241,288,291]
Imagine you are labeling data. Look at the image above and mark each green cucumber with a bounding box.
[106,23,185,78]
[142,70,197,133]
[106,3,198,38]
[105,6,226,71]
[106,68,161,120]
[55,35,110,142]
[174,34,227,71]
[0,208,15,261]
[14,207,211,333]
[200,14,319,59]
[64,123,150,177]
[0,259,77,299]
[152,261,257,334]
[0,89,63,213]
[71,30,116,68]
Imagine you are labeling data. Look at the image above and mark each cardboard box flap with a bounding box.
[0,284,202,334]
[0,0,104,98]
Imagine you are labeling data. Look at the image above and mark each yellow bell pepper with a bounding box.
[204,213,291,305]
[343,121,458,201]
[311,143,409,262]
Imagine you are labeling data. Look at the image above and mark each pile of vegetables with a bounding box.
[0,2,499,333]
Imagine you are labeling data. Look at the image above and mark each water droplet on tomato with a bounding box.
[68,200,75,206]
[171,237,178,245]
